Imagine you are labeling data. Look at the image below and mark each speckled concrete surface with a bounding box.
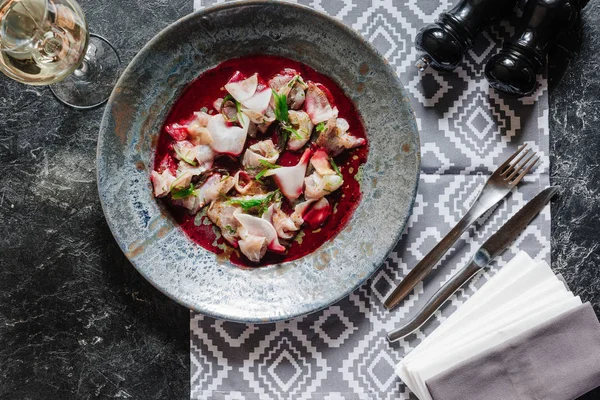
[0,0,599,399]
[550,0,600,317]
[0,1,192,399]
[550,3,600,395]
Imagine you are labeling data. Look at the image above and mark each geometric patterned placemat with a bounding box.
[191,1,550,399]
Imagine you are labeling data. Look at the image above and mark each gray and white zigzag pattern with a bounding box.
[190,1,551,399]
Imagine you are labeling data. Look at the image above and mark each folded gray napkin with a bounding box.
[426,302,600,400]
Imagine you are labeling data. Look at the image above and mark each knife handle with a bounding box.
[387,259,483,343]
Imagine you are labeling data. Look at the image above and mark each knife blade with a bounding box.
[387,186,559,343]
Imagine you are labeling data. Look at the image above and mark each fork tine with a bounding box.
[510,156,539,186]
[497,144,527,173]
[502,148,531,177]
[507,151,536,180]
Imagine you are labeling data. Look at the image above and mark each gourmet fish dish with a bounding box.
[151,56,368,266]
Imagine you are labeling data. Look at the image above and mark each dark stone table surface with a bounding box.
[0,1,599,399]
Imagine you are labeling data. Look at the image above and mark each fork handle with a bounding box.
[387,259,483,342]
[384,210,478,310]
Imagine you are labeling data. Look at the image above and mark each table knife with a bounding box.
[387,186,559,343]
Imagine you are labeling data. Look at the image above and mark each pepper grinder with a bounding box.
[485,0,582,96]
[415,0,519,71]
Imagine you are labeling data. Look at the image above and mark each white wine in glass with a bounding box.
[0,0,120,108]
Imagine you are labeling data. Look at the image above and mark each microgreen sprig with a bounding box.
[255,159,281,181]
[173,146,197,166]
[330,157,342,177]
[316,122,326,133]
[272,89,289,123]
[171,183,195,199]
[227,190,280,215]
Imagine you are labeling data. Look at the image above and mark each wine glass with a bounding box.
[0,0,120,109]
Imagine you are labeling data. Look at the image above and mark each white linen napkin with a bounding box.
[397,251,584,400]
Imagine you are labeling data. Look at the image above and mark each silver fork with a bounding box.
[384,144,539,310]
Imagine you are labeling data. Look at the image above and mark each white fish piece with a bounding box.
[213,98,223,112]
[173,140,199,165]
[187,112,213,145]
[304,172,343,200]
[273,72,307,98]
[243,92,277,125]
[256,121,275,133]
[315,117,366,156]
[176,194,203,214]
[244,108,276,126]
[150,169,176,198]
[287,110,314,151]
[278,74,308,110]
[262,203,276,222]
[305,82,338,124]
[290,199,316,226]
[201,174,235,204]
[176,160,208,179]
[195,111,212,126]
[172,174,218,214]
[235,212,286,253]
[251,98,277,131]
[287,84,306,110]
[179,174,235,215]
[170,170,195,191]
[310,148,337,176]
[224,72,258,102]
[271,202,301,239]
[238,234,268,262]
[195,145,215,168]
[233,171,265,195]
[220,96,240,123]
[207,113,249,156]
[207,200,242,245]
[269,68,297,93]
[264,148,312,201]
[241,86,272,115]
[336,117,350,133]
[174,145,214,175]
[187,126,213,146]
[247,121,258,138]
[242,139,280,172]
[269,69,297,92]
[302,197,332,228]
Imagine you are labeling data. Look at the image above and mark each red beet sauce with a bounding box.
[153,55,369,267]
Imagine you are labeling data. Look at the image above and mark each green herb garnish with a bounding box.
[224,225,237,235]
[173,146,197,166]
[229,197,265,211]
[220,172,230,181]
[282,124,303,140]
[222,94,235,105]
[255,169,269,181]
[330,157,342,177]
[286,74,306,88]
[316,122,326,133]
[227,190,280,214]
[255,159,281,182]
[171,183,195,199]
[272,89,289,123]
[258,159,281,169]
[222,94,243,123]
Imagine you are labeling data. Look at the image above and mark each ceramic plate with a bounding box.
[97,1,420,323]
